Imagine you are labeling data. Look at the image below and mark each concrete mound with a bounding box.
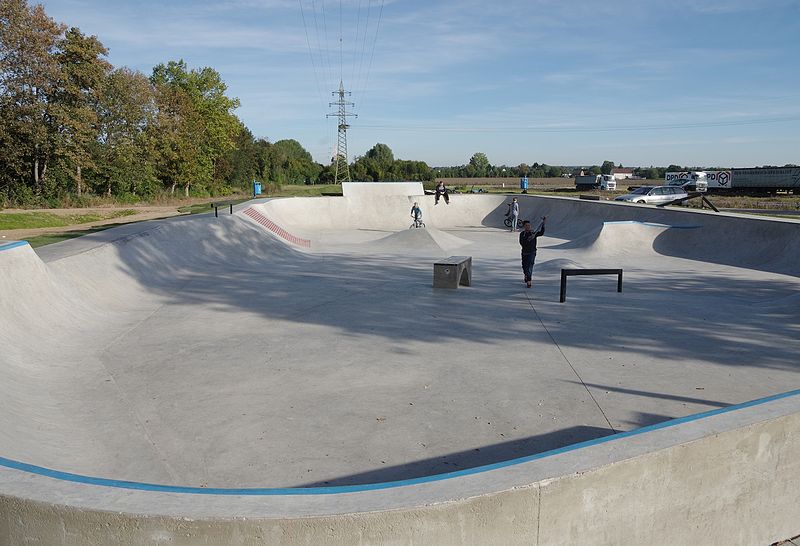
[534,257,585,273]
[367,227,471,255]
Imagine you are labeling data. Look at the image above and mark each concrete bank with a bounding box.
[1,390,798,545]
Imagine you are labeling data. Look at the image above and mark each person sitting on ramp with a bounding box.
[434,181,450,205]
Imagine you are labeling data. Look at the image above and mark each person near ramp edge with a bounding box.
[434,181,450,205]
[519,217,546,288]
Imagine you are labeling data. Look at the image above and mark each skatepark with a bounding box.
[1,183,799,545]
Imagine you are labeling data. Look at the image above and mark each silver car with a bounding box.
[614,185,688,205]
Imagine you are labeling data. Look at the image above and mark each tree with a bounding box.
[360,142,395,180]
[268,139,320,184]
[151,60,241,196]
[52,27,110,196]
[0,0,65,201]
[468,152,490,177]
[95,67,158,197]
[151,78,202,195]
[217,123,262,189]
[601,160,616,175]
[365,143,394,165]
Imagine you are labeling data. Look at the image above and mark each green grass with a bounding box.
[272,184,342,197]
[0,210,137,230]
[23,224,125,248]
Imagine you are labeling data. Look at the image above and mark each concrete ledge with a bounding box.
[1,391,798,545]
[433,256,472,289]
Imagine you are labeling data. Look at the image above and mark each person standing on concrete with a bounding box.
[435,181,450,205]
[510,197,520,232]
[519,217,546,288]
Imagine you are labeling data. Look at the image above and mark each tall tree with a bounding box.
[95,67,158,197]
[468,152,490,177]
[0,0,65,200]
[151,60,241,196]
[268,139,320,184]
[52,27,110,196]
[151,80,202,195]
[601,160,616,175]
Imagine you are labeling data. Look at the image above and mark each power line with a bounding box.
[350,0,364,89]
[320,0,335,90]
[356,0,384,110]
[338,0,343,82]
[354,115,800,134]
[297,0,327,110]
[310,0,333,91]
[354,0,373,103]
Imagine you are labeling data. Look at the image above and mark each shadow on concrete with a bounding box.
[298,425,615,487]
[91,215,800,372]
[571,382,731,408]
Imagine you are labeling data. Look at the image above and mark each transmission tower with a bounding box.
[328,80,357,183]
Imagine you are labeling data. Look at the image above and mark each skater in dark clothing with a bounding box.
[519,217,546,288]
[434,181,450,205]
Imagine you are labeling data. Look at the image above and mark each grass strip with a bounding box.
[0,210,137,230]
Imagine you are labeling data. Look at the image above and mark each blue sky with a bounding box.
[41,0,800,168]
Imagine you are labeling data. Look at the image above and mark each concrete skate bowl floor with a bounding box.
[1,194,800,544]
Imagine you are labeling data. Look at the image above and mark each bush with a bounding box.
[115,192,142,205]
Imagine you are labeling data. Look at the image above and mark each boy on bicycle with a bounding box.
[411,202,423,226]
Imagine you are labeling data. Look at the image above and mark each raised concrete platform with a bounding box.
[433,255,472,288]
[1,191,799,544]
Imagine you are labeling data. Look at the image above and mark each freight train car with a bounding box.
[669,167,799,195]
[726,167,800,195]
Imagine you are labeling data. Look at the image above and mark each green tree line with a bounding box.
[0,0,334,206]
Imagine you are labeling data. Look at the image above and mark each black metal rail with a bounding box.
[560,268,623,303]
[211,202,235,217]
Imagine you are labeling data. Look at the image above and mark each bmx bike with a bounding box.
[410,217,426,229]
[504,216,523,229]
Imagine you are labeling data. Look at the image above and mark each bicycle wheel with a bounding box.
[503,217,512,228]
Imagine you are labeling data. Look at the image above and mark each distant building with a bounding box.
[612,167,635,180]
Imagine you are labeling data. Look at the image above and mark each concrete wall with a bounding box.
[342,182,425,197]
[1,391,798,545]
[251,193,800,275]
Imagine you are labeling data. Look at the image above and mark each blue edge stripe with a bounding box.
[0,241,28,252]
[2,388,799,496]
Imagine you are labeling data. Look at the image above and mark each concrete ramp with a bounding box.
[247,193,510,233]
[241,193,800,275]
[370,227,471,255]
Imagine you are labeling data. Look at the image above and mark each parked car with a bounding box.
[614,185,688,205]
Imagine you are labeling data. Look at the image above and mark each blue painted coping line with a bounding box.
[0,241,29,251]
[2,388,799,496]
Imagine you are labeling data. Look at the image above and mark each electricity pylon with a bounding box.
[328,81,357,183]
